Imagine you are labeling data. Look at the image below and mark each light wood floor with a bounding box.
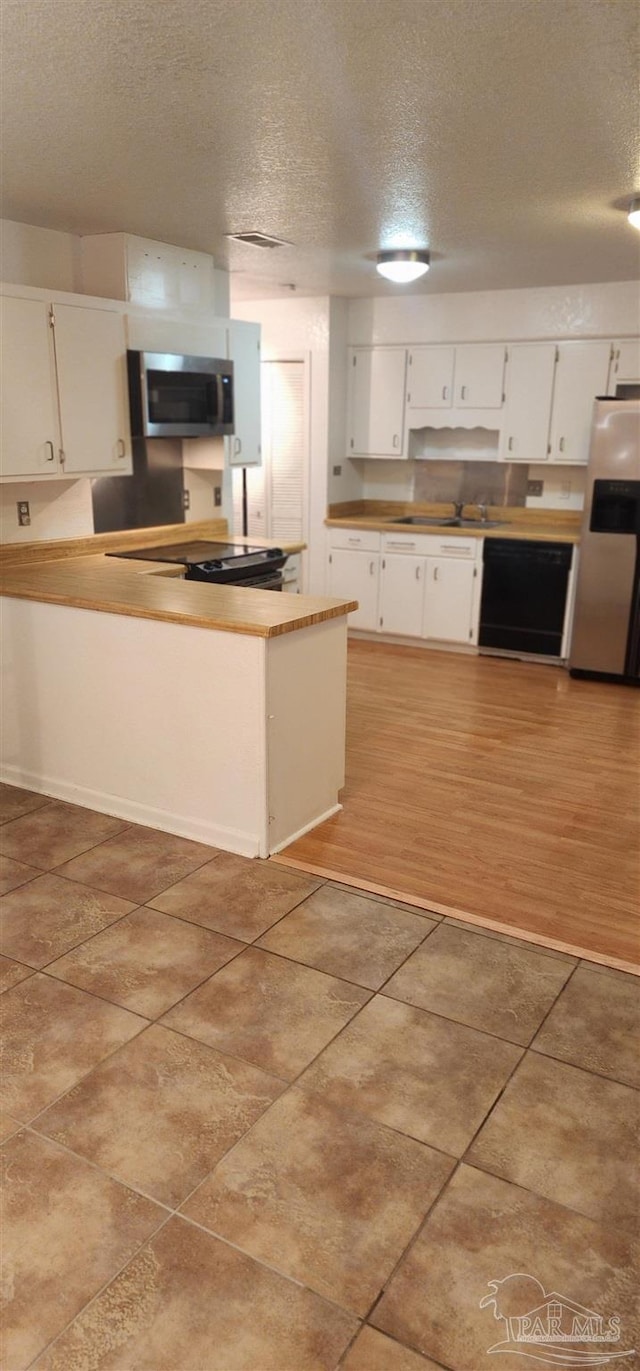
[274,641,640,971]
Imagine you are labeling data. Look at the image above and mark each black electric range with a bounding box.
[107,541,288,590]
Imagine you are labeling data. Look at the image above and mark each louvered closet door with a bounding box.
[234,360,306,544]
[265,362,305,543]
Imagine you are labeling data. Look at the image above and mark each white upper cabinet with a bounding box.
[227,320,261,468]
[53,304,131,474]
[407,346,455,408]
[500,344,556,463]
[1,289,132,481]
[0,295,60,478]
[455,344,506,408]
[610,339,640,386]
[548,341,613,464]
[404,343,505,436]
[347,347,407,457]
[379,553,426,636]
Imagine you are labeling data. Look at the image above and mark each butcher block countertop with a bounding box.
[326,501,582,544]
[0,519,356,638]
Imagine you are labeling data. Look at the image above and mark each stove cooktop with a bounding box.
[107,541,269,566]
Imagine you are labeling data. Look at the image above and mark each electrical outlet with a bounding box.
[527,480,543,497]
[214,486,222,507]
[559,481,572,500]
[333,465,342,477]
[183,490,190,511]
[17,501,31,526]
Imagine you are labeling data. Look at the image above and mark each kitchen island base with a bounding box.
[0,598,348,858]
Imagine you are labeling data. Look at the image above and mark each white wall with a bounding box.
[0,479,94,543]
[348,280,640,346]
[1,219,81,293]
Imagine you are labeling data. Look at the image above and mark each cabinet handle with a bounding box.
[434,565,439,581]
[442,385,448,400]
[116,438,126,459]
[234,437,242,455]
[45,440,55,463]
[369,561,376,575]
[415,564,421,580]
[508,436,514,451]
[559,436,565,453]
[392,434,399,448]
[461,385,467,400]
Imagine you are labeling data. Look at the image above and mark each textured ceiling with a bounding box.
[1,0,639,300]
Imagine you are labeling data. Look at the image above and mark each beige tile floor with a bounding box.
[1,781,638,1371]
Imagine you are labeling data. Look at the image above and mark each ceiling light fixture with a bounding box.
[628,197,640,230]
[376,249,430,283]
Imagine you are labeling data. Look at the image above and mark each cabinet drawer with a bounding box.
[427,536,479,559]
[330,528,381,552]
[382,532,479,559]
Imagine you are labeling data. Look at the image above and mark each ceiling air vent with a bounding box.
[226,232,291,249]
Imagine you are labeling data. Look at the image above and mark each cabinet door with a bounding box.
[610,339,640,387]
[0,295,60,477]
[379,554,426,636]
[227,320,261,467]
[53,304,131,474]
[500,344,556,463]
[549,342,612,464]
[407,346,455,408]
[423,558,476,643]
[455,344,506,408]
[328,548,379,630]
[347,348,407,457]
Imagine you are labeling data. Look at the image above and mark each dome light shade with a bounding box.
[376,249,430,283]
[628,198,640,230]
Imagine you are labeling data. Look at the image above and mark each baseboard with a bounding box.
[269,804,342,856]
[0,765,260,858]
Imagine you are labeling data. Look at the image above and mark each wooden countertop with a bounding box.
[326,502,582,544]
[0,519,356,638]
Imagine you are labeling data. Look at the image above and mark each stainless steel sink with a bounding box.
[386,515,508,529]
[389,516,458,527]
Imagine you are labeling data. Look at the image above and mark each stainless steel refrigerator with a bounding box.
[570,398,640,684]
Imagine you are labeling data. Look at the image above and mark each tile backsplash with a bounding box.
[414,460,529,507]
[360,458,585,511]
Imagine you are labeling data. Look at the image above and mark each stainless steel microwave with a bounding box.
[126,350,234,438]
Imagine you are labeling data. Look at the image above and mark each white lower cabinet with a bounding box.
[328,547,380,630]
[423,557,478,643]
[379,553,426,636]
[329,529,481,646]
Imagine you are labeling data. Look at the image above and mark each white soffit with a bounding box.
[1,0,639,300]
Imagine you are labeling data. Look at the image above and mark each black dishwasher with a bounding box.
[479,540,573,657]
